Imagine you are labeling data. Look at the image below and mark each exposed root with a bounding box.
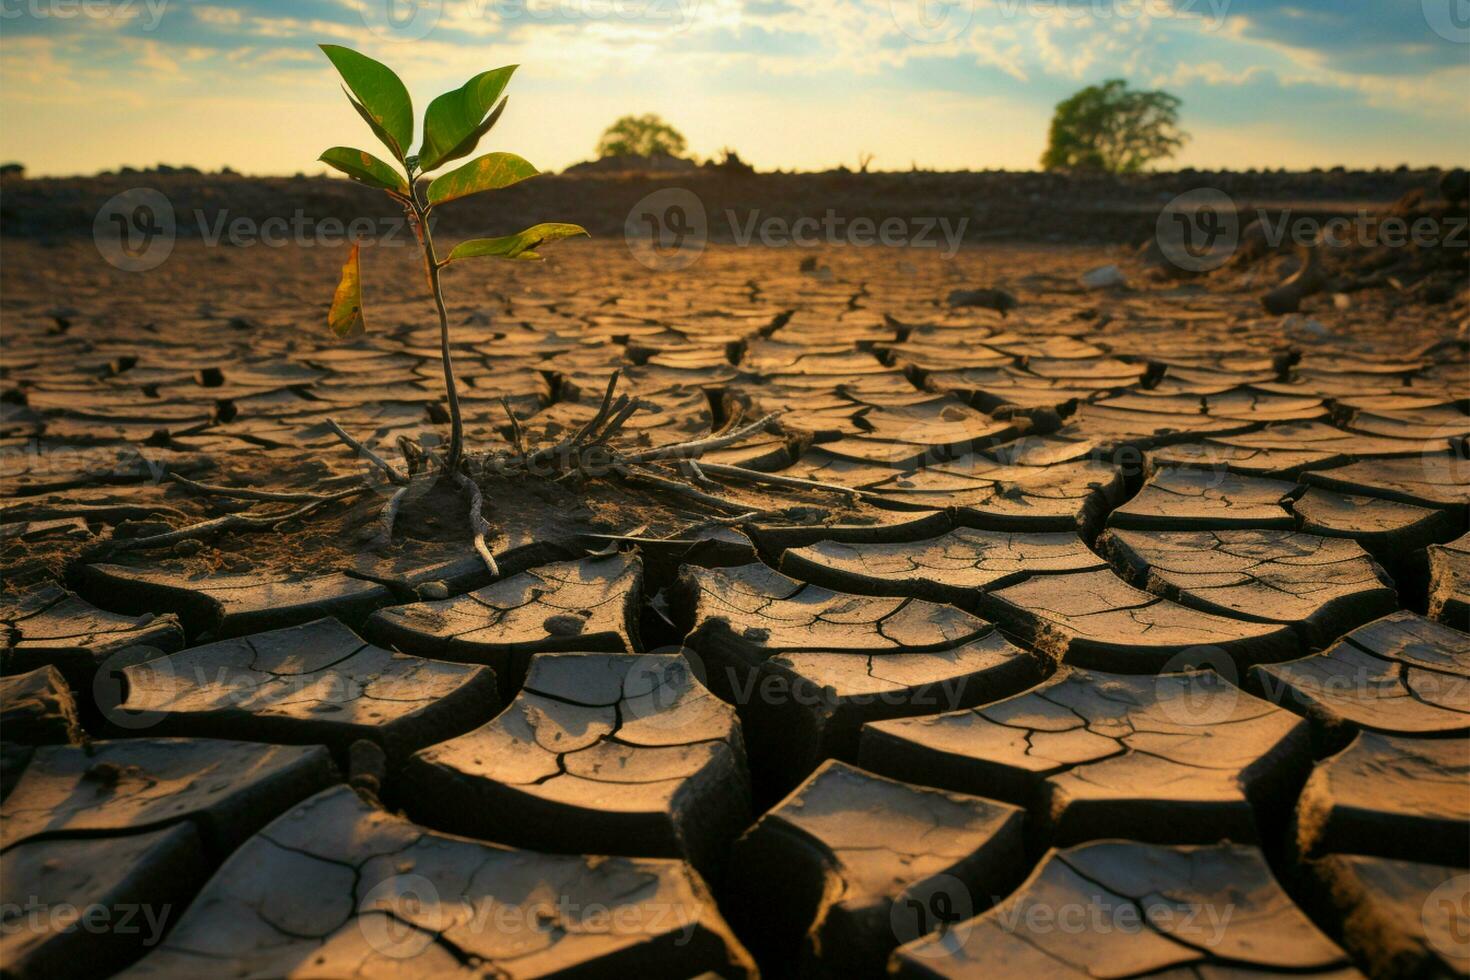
[453,469,499,577]
[122,374,843,572]
[378,484,410,545]
[327,417,409,485]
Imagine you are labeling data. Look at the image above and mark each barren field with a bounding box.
[1,190,1468,978]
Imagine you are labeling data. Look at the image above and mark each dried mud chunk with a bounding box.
[865,458,1123,535]
[860,667,1310,846]
[2,826,207,980]
[780,528,1106,607]
[1,739,338,980]
[749,508,958,554]
[1,738,337,853]
[852,400,1021,454]
[1107,467,1298,531]
[1294,731,1469,866]
[403,653,749,877]
[1147,422,1432,480]
[116,617,497,765]
[1102,529,1398,649]
[118,785,756,979]
[676,563,992,702]
[366,553,641,696]
[743,632,1043,794]
[726,760,1025,978]
[1306,854,1469,979]
[1304,454,1470,517]
[75,563,390,640]
[1428,532,1470,627]
[1251,611,1470,741]
[981,568,1299,672]
[1294,486,1461,574]
[1055,402,1256,450]
[0,665,82,745]
[890,840,1355,979]
[0,584,184,686]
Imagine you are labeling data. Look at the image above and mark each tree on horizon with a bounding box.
[1042,79,1188,174]
[596,114,688,159]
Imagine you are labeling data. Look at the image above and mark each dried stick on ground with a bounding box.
[103,486,372,555]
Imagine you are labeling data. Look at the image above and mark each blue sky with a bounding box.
[2,0,1466,175]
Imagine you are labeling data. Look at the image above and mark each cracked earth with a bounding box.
[1,237,1467,978]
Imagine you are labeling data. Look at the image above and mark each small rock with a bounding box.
[1082,265,1127,290]
[1332,293,1352,310]
[173,539,203,557]
[418,580,449,600]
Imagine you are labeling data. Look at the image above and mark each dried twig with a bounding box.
[167,473,338,503]
[625,412,781,464]
[106,486,370,553]
[697,461,867,498]
[326,418,409,485]
[501,397,528,458]
[569,371,622,448]
[623,467,754,514]
[586,396,640,447]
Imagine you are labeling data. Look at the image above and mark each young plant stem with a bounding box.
[410,179,465,471]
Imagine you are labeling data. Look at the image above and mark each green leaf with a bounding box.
[419,66,516,172]
[446,223,589,263]
[426,152,537,206]
[328,242,366,339]
[320,45,413,160]
[320,147,409,195]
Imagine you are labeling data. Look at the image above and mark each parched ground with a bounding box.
[1,234,1468,979]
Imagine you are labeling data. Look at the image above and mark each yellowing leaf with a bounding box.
[329,243,366,339]
[426,152,537,206]
[320,147,409,195]
[446,223,589,263]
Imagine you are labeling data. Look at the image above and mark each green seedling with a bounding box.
[96,46,857,575]
[318,44,587,469]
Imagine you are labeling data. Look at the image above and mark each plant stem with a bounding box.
[410,181,464,471]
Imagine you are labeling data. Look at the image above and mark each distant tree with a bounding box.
[1041,79,1187,174]
[596,114,688,158]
